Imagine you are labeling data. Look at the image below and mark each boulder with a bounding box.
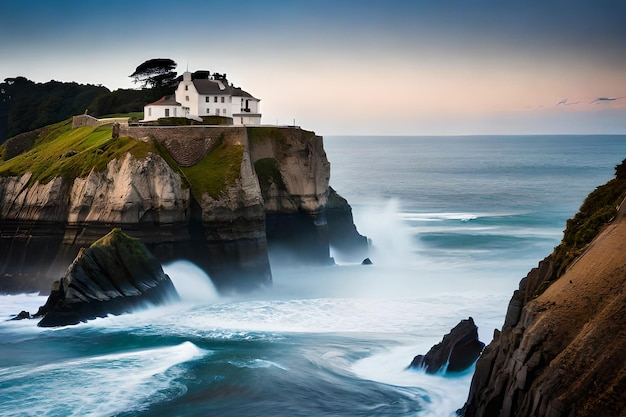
[34,228,179,327]
[10,310,31,320]
[409,317,485,374]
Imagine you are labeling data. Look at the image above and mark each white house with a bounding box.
[143,71,261,125]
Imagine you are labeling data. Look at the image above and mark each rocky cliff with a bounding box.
[0,120,366,293]
[460,168,626,417]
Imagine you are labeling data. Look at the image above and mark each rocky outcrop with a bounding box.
[33,228,179,327]
[409,317,485,374]
[460,192,626,416]
[0,124,366,293]
[248,127,368,264]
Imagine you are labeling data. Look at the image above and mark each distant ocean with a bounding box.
[2,135,626,417]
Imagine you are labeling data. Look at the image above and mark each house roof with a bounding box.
[192,79,258,100]
[146,94,180,106]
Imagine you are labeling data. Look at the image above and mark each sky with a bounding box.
[1,0,626,136]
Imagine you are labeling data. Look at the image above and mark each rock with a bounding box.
[34,228,179,327]
[409,317,485,374]
[361,258,373,265]
[10,310,31,320]
[460,199,626,417]
[61,149,78,158]
[0,125,365,293]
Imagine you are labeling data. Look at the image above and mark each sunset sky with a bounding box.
[2,0,625,135]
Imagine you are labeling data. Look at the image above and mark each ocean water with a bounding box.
[2,135,626,416]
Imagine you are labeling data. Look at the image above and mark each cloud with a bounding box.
[590,97,624,104]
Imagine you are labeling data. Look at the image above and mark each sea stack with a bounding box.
[409,317,485,374]
[34,228,179,327]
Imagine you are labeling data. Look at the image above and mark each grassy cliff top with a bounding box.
[0,118,244,199]
[0,119,153,184]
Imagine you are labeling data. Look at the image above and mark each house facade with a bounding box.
[143,71,261,125]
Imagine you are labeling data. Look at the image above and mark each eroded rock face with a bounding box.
[248,128,368,264]
[34,228,179,327]
[67,152,189,227]
[0,126,365,293]
[409,317,485,374]
[460,216,626,417]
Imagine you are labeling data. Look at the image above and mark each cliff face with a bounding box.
[0,122,366,293]
[248,127,367,263]
[461,176,626,417]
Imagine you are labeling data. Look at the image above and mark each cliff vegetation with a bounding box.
[0,119,245,202]
[180,141,244,199]
[461,160,626,417]
[0,120,152,184]
[531,162,626,298]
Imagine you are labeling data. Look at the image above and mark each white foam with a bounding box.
[0,341,208,417]
[163,260,220,303]
[352,344,474,417]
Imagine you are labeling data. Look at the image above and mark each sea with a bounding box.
[2,135,626,417]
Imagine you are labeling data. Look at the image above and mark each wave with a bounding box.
[352,343,473,417]
[0,341,207,417]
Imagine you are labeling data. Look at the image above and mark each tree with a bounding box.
[129,58,177,90]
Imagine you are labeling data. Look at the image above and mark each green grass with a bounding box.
[247,126,288,146]
[0,118,246,203]
[529,175,626,298]
[180,142,243,199]
[91,227,149,258]
[551,178,626,279]
[0,119,153,184]
[100,112,144,120]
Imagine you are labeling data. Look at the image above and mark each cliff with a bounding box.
[461,168,626,417]
[0,120,366,293]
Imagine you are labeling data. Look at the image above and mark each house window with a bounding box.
[148,108,151,116]
[214,97,218,102]
[221,96,225,103]
[241,118,244,124]
[205,97,210,102]
[165,109,170,117]
[185,85,188,91]
[223,108,227,114]
[206,108,210,114]
[216,109,220,115]
[185,96,189,101]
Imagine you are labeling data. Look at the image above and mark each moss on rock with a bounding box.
[254,157,286,192]
[180,141,244,199]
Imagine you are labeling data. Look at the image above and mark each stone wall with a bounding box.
[72,114,99,128]
[120,125,247,167]
[71,115,129,129]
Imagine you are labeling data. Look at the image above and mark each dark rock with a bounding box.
[34,228,179,327]
[361,258,373,265]
[4,130,37,160]
[409,317,485,374]
[10,310,31,320]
